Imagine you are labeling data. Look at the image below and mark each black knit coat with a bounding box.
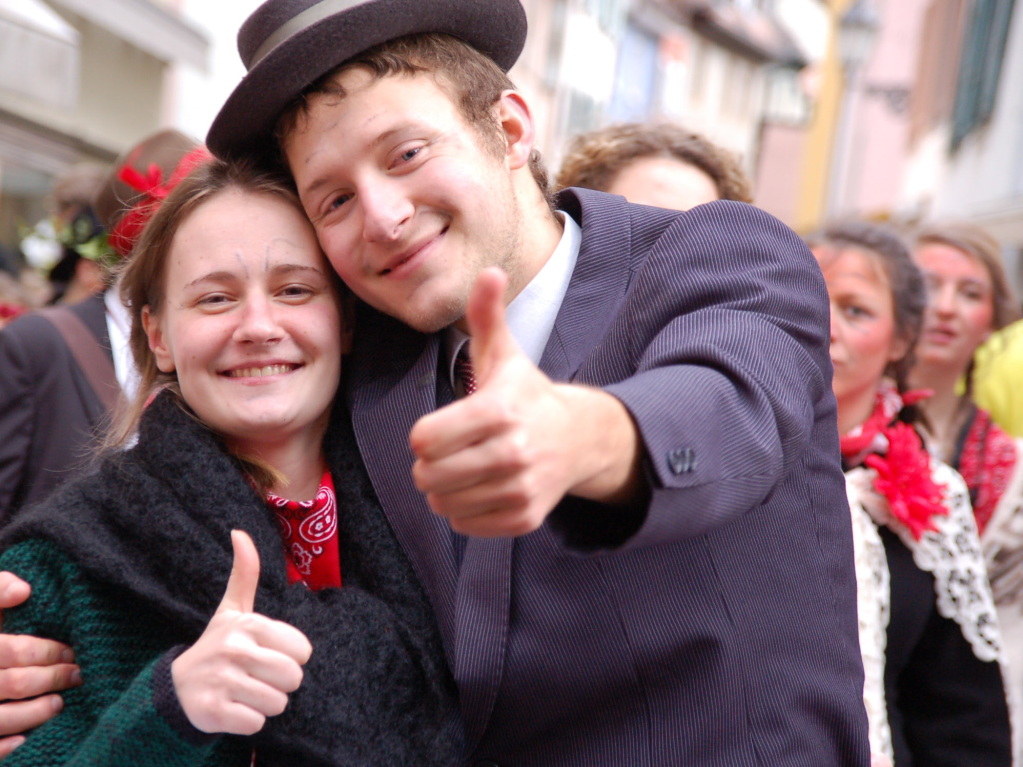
[0,391,464,766]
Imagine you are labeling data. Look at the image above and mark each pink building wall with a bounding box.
[754,123,807,227]
[847,0,930,218]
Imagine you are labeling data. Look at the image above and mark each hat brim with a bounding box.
[207,0,527,163]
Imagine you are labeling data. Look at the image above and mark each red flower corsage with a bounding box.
[864,422,948,540]
[0,302,26,321]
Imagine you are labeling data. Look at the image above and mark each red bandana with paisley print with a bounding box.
[266,470,341,590]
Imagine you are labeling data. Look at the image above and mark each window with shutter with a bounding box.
[951,0,1017,149]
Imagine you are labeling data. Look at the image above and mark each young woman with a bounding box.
[810,221,1011,767]
[908,223,1021,528]
[907,220,1023,758]
[0,159,462,765]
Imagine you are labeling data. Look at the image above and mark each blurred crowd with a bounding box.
[3,114,1023,766]
[0,163,113,328]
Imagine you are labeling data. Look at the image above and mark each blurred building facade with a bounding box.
[512,0,631,173]
[0,0,208,266]
[901,0,1023,288]
[514,0,815,181]
[1,0,1020,293]
[526,0,1022,294]
[771,0,927,232]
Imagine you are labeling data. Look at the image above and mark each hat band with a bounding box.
[249,0,373,68]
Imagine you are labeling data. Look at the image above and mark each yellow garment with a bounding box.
[973,319,1023,438]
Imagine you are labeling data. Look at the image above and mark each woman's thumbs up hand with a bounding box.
[171,530,312,735]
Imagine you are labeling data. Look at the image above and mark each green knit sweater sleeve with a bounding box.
[0,539,248,767]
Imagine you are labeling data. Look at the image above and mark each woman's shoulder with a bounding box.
[0,536,151,604]
[962,408,1018,461]
[957,407,1020,532]
[0,443,153,551]
[911,459,1002,662]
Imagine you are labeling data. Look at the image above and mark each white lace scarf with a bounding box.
[846,459,1003,763]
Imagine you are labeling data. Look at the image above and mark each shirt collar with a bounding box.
[104,280,140,401]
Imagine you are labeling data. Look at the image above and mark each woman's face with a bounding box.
[815,246,907,430]
[605,156,721,211]
[144,188,348,455]
[913,242,995,374]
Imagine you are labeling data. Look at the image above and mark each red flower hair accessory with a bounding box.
[107,146,211,257]
[864,421,948,540]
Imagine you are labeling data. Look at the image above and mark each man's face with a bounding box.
[284,69,523,333]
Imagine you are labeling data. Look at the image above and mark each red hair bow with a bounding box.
[107,147,211,257]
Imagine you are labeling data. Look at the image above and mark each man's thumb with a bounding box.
[217,530,260,614]
[466,267,515,384]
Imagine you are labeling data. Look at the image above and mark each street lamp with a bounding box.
[826,0,880,217]
[838,0,880,73]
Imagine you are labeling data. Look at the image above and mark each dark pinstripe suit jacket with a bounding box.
[346,189,870,766]
[0,294,112,517]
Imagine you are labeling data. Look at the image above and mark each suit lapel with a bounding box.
[74,293,114,354]
[347,307,513,750]
[455,192,639,747]
[541,189,635,383]
[347,308,459,648]
[438,341,514,751]
[453,535,513,750]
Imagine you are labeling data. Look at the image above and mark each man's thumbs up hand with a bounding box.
[172,531,312,735]
[410,268,581,536]
[410,267,644,537]
[461,267,517,388]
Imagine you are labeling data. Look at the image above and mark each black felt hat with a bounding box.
[207,0,528,162]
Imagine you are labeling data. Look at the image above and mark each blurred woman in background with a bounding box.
[810,220,1011,767]
[555,121,753,211]
[907,220,1023,758]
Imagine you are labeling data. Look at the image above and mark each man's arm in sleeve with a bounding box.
[411,203,832,546]
[553,203,834,550]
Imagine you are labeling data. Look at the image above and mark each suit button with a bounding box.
[667,447,696,475]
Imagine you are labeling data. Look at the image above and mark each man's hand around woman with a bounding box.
[0,570,82,758]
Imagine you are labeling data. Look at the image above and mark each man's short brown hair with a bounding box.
[275,33,552,203]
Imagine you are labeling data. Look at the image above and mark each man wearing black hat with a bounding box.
[0,1,870,765]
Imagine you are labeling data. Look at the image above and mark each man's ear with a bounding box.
[142,306,175,373]
[495,90,535,171]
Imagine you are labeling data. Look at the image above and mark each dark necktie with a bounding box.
[455,344,477,396]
